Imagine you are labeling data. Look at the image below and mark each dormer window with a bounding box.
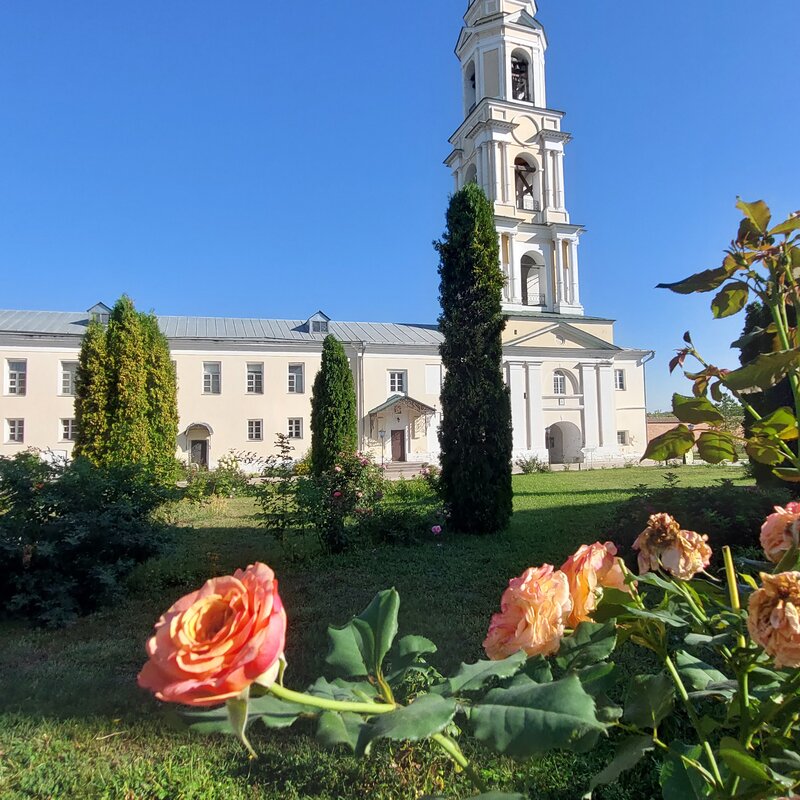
[87,302,111,325]
[307,311,331,335]
[511,53,531,102]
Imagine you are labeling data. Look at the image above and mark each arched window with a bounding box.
[520,253,544,306]
[465,61,477,112]
[514,157,539,211]
[553,371,567,396]
[464,163,478,185]
[511,52,531,102]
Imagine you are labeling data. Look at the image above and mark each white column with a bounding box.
[508,235,520,303]
[543,149,554,209]
[481,144,491,197]
[554,237,565,304]
[494,141,503,203]
[508,362,527,452]
[569,239,581,306]
[598,363,617,449]
[501,142,509,203]
[580,363,600,449]
[527,362,545,451]
[555,151,566,210]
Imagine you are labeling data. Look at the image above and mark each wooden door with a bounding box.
[391,430,406,462]
[190,440,208,467]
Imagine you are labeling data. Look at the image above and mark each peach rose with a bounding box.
[484,565,572,660]
[138,562,286,707]
[760,502,800,563]
[560,542,629,627]
[633,513,712,580]
[747,571,800,669]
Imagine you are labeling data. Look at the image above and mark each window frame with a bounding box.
[287,418,303,439]
[614,369,627,391]
[60,361,78,396]
[287,363,305,394]
[6,418,24,444]
[7,359,27,396]
[203,362,222,395]
[553,370,567,396]
[246,362,264,395]
[389,370,407,395]
[247,419,263,442]
[617,431,630,446]
[61,418,77,442]
[311,320,329,334]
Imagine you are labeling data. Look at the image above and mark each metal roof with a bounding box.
[0,309,443,346]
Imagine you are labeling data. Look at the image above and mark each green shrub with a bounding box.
[183,452,252,502]
[514,455,551,474]
[0,452,172,627]
[355,503,446,546]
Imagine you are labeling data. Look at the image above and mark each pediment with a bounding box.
[505,322,619,351]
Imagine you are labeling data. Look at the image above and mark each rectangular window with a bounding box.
[6,419,24,443]
[389,370,407,394]
[61,418,77,441]
[617,431,629,446]
[248,419,263,441]
[425,364,441,395]
[203,362,221,394]
[60,361,78,396]
[614,369,626,391]
[247,363,264,394]
[7,360,27,395]
[288,418,303,439]
[288,364,305,394]
[311,320,329,333]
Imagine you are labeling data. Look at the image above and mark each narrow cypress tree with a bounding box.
[435,183,513,534]
[310,335,358,475]
[73,321,110,463]
[141,312,179,481]
[104,296,151,465]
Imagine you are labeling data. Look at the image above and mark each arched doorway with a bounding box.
[546,421,583,465]
[184,423,213,468]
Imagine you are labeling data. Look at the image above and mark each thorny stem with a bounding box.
[268,683,397,715]
[431,733,488,793]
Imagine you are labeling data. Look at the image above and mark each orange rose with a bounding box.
[484,565,572,660]
[138,562,286,707]
[633,513,711,580]
[560,542,628,627]
[747,571,800,669]
[760,502,800,564]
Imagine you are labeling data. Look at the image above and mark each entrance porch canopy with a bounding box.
[367,394,436,438]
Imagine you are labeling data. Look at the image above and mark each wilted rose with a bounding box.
[748,571,800,669]
[633,513,711,580]
[138,562,286,707]
[560,542,628,627]
[761,502,800,563]
[484,565,572,660]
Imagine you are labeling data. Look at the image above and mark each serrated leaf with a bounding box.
[711,281,749,319]
[769,216,800,236]
[587,735,654,794]
[696,431,737,464]
[674,651,728,691]
[439,650,527,696]
[660,743,712,799]
[307,677,377,703]
[731,326,769,350]
[736,198,771,234]
[576,662,619,697]
[672,394,724,425]
[657,267,732,295]
[752,407,799,441]
[773,467,800,483]
[316,711,368,753]
[746,437,786,466]
[522,655,554,684]
[725,350,800,393]
[623,673,674,729]
[386,635,437,682]
[719,737,773,784]
[556,621,617,671]
[247,693,309,729]
[471,675,607,758]
[355,693,457,757]
[642,425,696,462]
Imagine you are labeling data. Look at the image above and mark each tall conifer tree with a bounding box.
[310,335,358,475]
[74,321,110,463]
[435,183,513,534]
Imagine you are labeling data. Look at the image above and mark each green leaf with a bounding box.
[623,673,674,729]
[355,693,457,757]
[674,651,728,692]
[587,735,654,794]
[773,467,800,483]
[641,425,696,462]
[316,711,368,753]
[725,350,800,393]
[575,663,620,697]
[719,737,773,785]
[247,693,309,729]
[471,675,607,758]
[325,589,400,678]
[657,267,732,295]
[751,407,800,440]
[736,198,772,234]
[556,621,617,671]
[769,216,800,236]
[711,281,749,319]
[386,635,437,681]
[672,394,724,425]
[660,743,712,799]
[696,431,737,464]
[307,677,378,703]
[227,695,256,758]
[439,650,527,696]
[521,655,554,684]
[746,437,787,466]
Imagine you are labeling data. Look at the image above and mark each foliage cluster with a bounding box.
[183,452,253,502]
[0,451,171,627]
[436,182,513,535]
[74,296,179,483]
[515,454,552,474]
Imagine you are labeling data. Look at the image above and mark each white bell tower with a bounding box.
[446,0,584,316]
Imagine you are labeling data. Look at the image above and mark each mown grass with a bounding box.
[0,465,749,800]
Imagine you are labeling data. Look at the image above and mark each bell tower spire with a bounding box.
[446,0,584,316]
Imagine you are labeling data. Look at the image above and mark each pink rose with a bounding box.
[333,490,342,498]
[761,502,800,563]
[748,571,800,668]
[633,513,711,580]
[484,565,572,660]
[138,563,286,707]
[334,466,342,473]
[432,525,442,535]
[560,542,629,628]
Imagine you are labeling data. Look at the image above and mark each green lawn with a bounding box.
[0,466,748,800]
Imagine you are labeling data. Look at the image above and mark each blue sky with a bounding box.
[1,0,798,410]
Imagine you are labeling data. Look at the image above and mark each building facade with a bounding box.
[0,0,652,470]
